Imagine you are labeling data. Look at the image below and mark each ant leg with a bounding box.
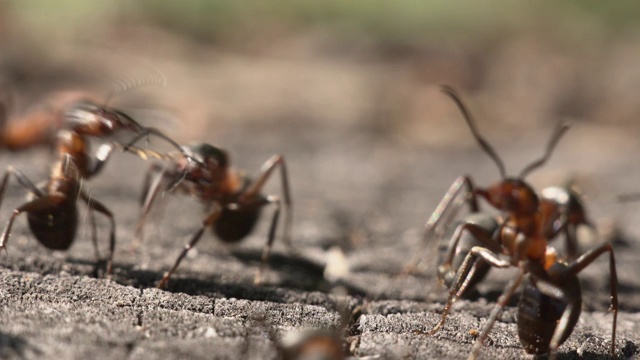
[0,166,48,250]
[468,267,525,360]
[419,246,511,336]
[157,205,222,289]
[564,224,578,262]
[133,164,168,248]
[79,191,116,276]
[560,242,618,358]
[0,195,65,252]
[404,176,479,274]
[437,221,502,286]
[564,219,596,262]
[240,155,293,251]
[0,166,45,208]
[88,208,101,261]
[254,195,281,285]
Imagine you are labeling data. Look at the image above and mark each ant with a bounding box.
[277,328,345,360]
[124,140,292,289]
[271,298,355,360]
[416,86,618,360]
[0,93,197,276]
[0,129,117,274]
[0,88,195,158]
[432,183,595,296]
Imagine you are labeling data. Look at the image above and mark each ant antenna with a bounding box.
[440,85,506,179]
[100,50,168,106]
[518,121,569,178]
[103,67,168,106]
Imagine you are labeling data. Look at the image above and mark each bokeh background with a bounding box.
[0,1,639,359]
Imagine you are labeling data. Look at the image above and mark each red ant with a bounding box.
[431,183,595,296]
[124,140,292,289]
[416,86,618,360]
[0,94,196,276]
[0,88,194,157]
[0,129,117,274]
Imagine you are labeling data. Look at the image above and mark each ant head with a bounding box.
[65,100,143,133]
[479,178,539,215]
[184,143,229,169]
[441,85,569,215]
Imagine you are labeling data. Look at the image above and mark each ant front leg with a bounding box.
[0,166,47,251]
[240,154,293,251]
[157,205,222,289]
[253,195,282,285]
[133,163,169,248]
[437,218,502,287]
[79,191,116,276]
[419,246,512,336]
[468,266,525,360]
[405,175,479,274]
[0,195,66,253]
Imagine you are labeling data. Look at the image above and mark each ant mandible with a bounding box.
[124,140,292,289]
[417,86,618,360]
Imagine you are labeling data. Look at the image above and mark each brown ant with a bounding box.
[432,183,595,296]
[278,329,345,360]
[0,129,117,274]
[0,94,192,157]
[416,86,618,360]
[271,299,355,360]
[124,140,292,289]
[0,91,196,276]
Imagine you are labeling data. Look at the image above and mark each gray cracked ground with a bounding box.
[0,121,638,360]
[1,27,640,360]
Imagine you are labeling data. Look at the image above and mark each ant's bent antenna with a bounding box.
[103,69,168,106]
[519,121,569,178]
[440,85,506,179]
[102,54,168,106]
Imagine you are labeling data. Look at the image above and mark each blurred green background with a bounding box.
[2,1,640,146]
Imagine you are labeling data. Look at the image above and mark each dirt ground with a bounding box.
[0,3,639,359]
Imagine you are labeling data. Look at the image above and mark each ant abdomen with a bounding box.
[517,269,582,355]
[27,200,78,250]
[213,203,262,243]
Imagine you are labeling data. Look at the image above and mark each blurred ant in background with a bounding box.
[0,79,198,276]
[0,82,195,159]
[0,129,118,274]
[267,298,356,360]
[125,140,292,289]
[414,86,618,360]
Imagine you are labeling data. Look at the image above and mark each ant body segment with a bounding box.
[125,141,292,289]
[417,86,618,360]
